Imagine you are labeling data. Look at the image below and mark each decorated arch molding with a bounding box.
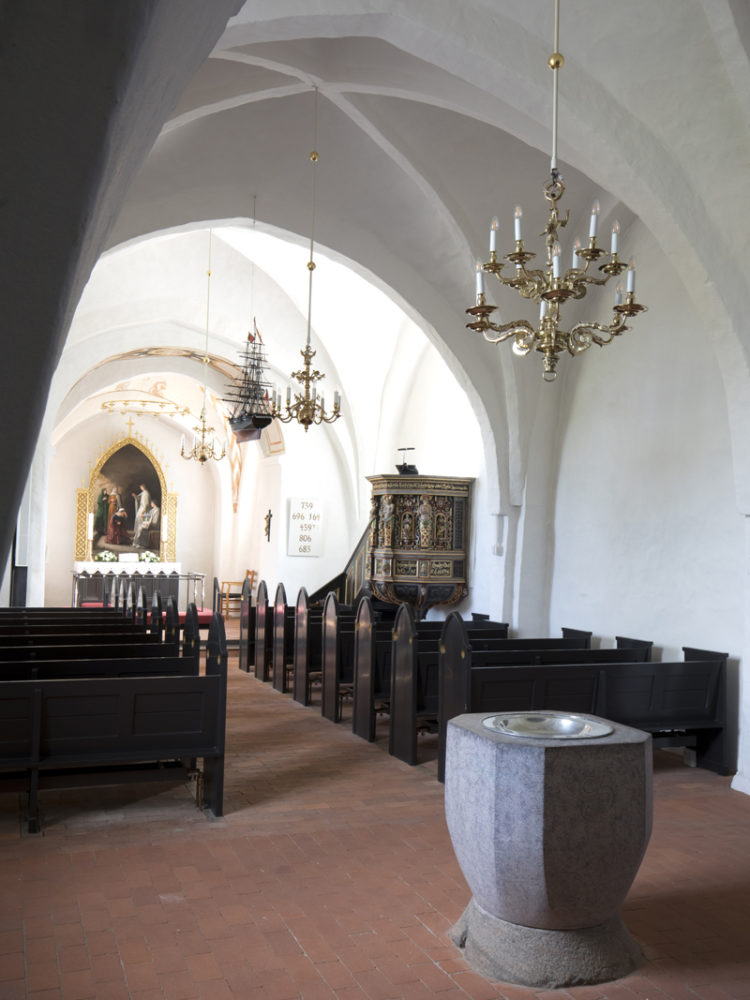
[74,433,177,561]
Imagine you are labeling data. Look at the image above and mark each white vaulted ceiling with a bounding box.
[3,0,750,563]
[94,0,750,507]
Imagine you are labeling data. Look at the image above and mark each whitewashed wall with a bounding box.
[547,222,744,767]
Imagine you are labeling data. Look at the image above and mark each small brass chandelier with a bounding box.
[466,0,647,381]
[272,88,341,431]
[181,230,227,463]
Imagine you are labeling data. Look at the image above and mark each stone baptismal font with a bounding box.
[445,710,653,988]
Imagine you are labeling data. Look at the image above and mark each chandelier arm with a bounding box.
[568,318,629,354]
[481,319,536,345]
[567,273,608,300]
[493,266,547,300]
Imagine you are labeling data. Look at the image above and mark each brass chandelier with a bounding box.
[466,0,647,382]
[272,88,341,431]
[181,230,227,463]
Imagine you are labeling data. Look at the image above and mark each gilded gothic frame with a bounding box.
[74,434,177,561]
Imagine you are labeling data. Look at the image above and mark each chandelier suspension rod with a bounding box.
[250,195,256,328]
[550,0,561,174]
[306,87,319,349]
[202,228,213,411]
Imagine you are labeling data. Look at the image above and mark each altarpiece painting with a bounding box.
[74,436,177,561]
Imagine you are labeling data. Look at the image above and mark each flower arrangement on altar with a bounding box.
[94,550,118,563]
[139,549,160,563]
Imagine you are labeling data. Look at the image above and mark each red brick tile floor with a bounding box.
[1,628,749,999]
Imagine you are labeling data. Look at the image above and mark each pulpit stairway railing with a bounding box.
[307,522,373,608]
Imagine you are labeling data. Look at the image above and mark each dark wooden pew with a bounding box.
[254,580,273,682]
[460,652,728,775]
[439,628,728,777]
[435,614,646,779]
[468,663,601,716]
[0,612,227,833]
[385,611,594,767]
[596,648,728,774]
[615,635,654,658]
[0,637,176,662]
[0,620,148,638]
[354,598,479,744]
[292,587,323,705]
[320,593,357,722]
[0,604,200,676]
[0,610,130,626]
[0,607,128,619]
[238,576,256,673]
[352,596,396,741]
[388,604,442,764]
[272,583,296,693]
[149,591,164,640]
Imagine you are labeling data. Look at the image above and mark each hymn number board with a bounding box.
[288,498,323,557]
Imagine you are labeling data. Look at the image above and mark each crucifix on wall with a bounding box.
[264,509,272,541]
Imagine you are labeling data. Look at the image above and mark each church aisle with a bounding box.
[0,652,748,1000]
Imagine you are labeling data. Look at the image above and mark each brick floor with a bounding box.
[1,636,748,999]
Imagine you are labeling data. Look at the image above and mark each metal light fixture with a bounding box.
[466,0,647,382]
[272,88,341,431]
[181,230,227,463]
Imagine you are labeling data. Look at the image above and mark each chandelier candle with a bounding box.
[588,200,600,239]
[475,260,485,299]
[611,220,620,254]
[571,238,581,270]
[627,260,636,293]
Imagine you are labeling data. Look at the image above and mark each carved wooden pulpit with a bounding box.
[366,474,473,616]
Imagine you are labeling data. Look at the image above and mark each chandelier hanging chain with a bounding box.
[550,0,560,176]
[271,86,341,431]
[306,90,318,351]
[465,0,646,382]
[181,228,226,463]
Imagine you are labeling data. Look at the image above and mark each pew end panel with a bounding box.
[272,583,296,694]
[238,576,255,673]
[389,604,420,764]
[561,627,592,648]
[616,635,653,660]
[293,587,317,705]
[352,596,377,741]
[254,580,272,682]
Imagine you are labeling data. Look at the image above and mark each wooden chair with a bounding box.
[220,570,255,617]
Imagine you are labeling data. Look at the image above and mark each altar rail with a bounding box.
[72,570,205,612]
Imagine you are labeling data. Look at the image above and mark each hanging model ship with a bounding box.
[224,321,274,442]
